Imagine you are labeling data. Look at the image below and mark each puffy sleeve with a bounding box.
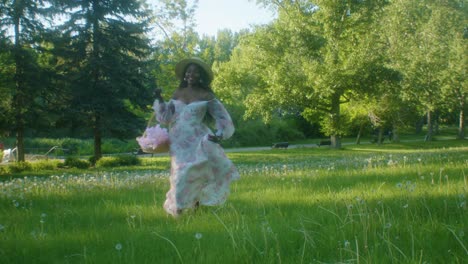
[152,99,175,125]
[208,99,235,139]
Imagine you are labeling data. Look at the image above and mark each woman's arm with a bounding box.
[152,88,175,124]
[207,99,235,140]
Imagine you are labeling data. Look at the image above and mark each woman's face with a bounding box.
[184,64,201,86]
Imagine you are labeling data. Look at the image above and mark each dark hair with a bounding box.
[178,63,213,92]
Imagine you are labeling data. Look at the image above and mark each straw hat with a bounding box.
[175,57,213,82]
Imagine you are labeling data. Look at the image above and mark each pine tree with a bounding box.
[56,0,154,160]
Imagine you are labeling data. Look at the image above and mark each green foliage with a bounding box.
[0,160,62,175]
[63,157,90,169]
[95,155,141,168]
[226,117,305,147]
[60,138,82,155]
[6,162,33,173]
[30,160,61,171]
[54,0,154,159]
[2,137,139,156]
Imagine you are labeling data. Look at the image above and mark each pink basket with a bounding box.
[136,124,170,154]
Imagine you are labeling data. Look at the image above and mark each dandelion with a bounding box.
[344,240,351,248]
[396,182,403,189]
[347,204,353,210]
[195,233,203,240]
[0,224,4,232]
[266,226,273,233]
[403,204,409,209]
[115,243,123,251]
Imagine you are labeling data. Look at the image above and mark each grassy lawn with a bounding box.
[0,140,466,263]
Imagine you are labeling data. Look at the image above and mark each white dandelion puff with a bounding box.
[344,240,351,248]
[195,233,203,240]
[115,243,123,251]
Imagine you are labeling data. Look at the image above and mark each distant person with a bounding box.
[153,57,239,217]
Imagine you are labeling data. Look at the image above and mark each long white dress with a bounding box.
[153,98,240,216]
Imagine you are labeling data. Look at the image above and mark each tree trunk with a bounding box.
[93,114,102,161]
[377,127,384,145]
[91,3,102,162]
[458,93,465,139]
[392,124,400,143]
[330,92,342,149]
[14,16,25,162]
[355,123,364,145]
[425,110,433,142]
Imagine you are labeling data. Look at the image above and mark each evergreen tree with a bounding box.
[0,0,56,161]
[56,0,154,160]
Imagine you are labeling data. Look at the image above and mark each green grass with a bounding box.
[0,140,467,263]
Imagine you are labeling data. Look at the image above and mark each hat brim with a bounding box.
[175,57,213,82]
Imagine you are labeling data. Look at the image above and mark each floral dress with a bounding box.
[153,98,240,216]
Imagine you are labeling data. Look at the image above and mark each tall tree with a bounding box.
[151,0,201,94]
[439,1,467,140]
[384,0,466,141]
[219,0,395,148]
[57,0,154,160]
[0,0,55,161]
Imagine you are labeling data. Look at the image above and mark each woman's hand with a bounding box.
[208,131,223,143]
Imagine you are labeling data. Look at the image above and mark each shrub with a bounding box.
[0,165,10,175]
[64,157,90,169]
[8,162,33,173]
[30,160,60,171]
[61,138,83,155]
[96,155,141,168]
